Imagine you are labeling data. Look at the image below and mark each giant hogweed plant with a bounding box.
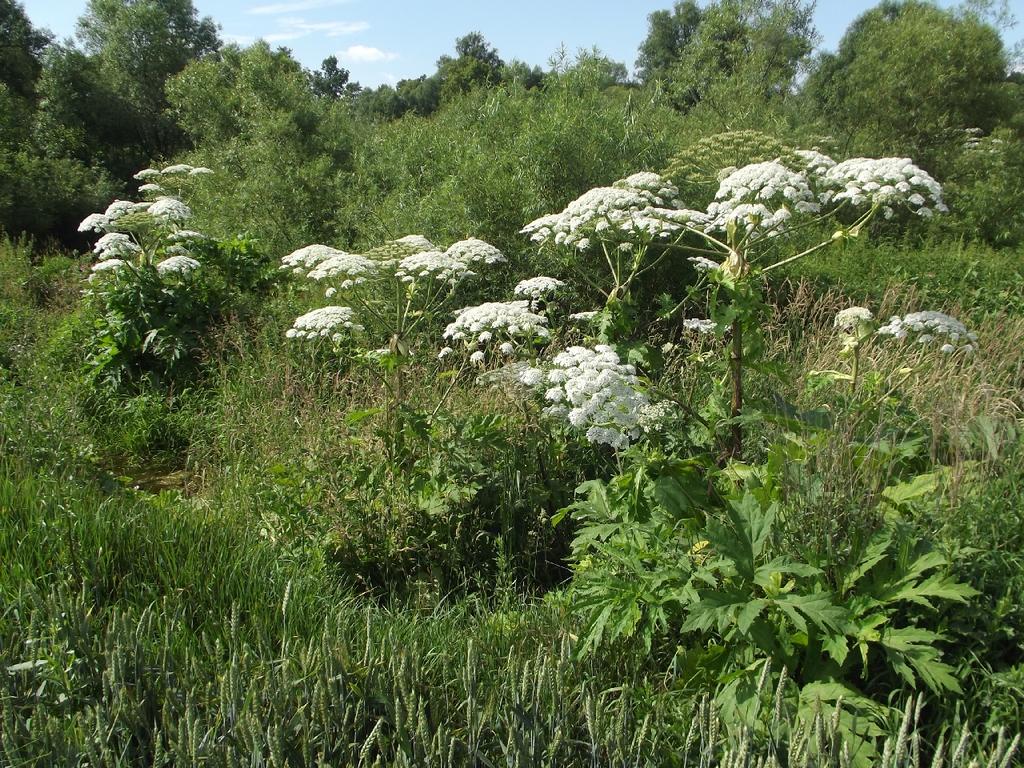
[77,164,232,386]
[282,235,522,467]
[487,152,982,749]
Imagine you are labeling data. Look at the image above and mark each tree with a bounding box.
[806,1,1009,168]
[635,1,703,83]
[636,0,815,115]
[310,55,361,100]
[165,43,358,253]
[0,0,51,101]
[437,31,504,102]
[76,0,221,160]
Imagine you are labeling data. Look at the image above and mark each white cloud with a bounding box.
[223,33,256,45]
[277,18,369,36]
[248,0,350,15]
[339,44,399,63]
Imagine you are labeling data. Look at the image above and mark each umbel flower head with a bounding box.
[704,160,819,237]
[443,300,550,346]
[156,255,201,276]
[513,276,567,302]
[520,171,705,250]
[394,250,475,285]
[876,311,977,354]
[281,244,347,276]
[286,306,364,342]
[444,238,506,266]
[834,306,875,333]
[824,158,948,219]
[519,344,649,450]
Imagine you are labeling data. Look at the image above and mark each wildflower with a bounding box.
[133,168,161,181]
[469,350,486,366]
[438,346,454,360]
[93,232,141,259]
[189,167,214,175]
[138,183,164,194]
[522,345,648,450]
[78,213,110,233]
[307,252,378,282]
[444,301,549,345]
[688,256,721,272]
[704,161,818,237]
[147,197,193,223]
[513,276,566,301]
[834,306,874,332]
[445,238,506,266]
[637,401,676,434]
[682,318,716,334]
[394,250,475,285]
[287,306,363,340]
[794,149,836,176]
[89,258,127,277]
[156,255,201,275]
[824,158,947,218]
[876,310,977,353]
[162,163,194,175]
[521,172,705,249]
[168,230,207,242]
[499,342,515,356]
[569,310,598,322]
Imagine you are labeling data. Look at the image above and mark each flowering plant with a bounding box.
[76,164,225,385]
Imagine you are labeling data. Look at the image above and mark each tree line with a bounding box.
[1,0,1022,245]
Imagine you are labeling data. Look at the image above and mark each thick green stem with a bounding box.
[729,317,743,461]
[851,347,860,393]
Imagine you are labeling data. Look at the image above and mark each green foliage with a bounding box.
[806,0,1010,170]
[663,129,800,209]
[637,0,815,118]
[352,67,682,257]
[167,43,359,255]
[943,129,1024,246]
[76,0,220,161]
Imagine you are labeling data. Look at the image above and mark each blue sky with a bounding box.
[21,0,1024,88]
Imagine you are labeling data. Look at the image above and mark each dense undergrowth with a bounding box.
[2,194,1023,764]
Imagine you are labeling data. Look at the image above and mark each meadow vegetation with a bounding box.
[1,0,1023,765]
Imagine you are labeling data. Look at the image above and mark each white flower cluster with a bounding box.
[876,311,977,354]
[394,250,475,285]
[282,244,344,275]
[134,164,213,181]
[513,276,566,301]
[636,401,677,434]
[286,306,364,342]
[520,172,705,250]
[568,310,598,323]
[834,306,874,332]
[824,158,947,219]
[156,255,201,276]
[138,183,164,194]
[688,256,721,272]
[147,196,193,224]
[88,258,127,279]
[794,149,836,177]
[520,345,648,450]
[93,232,141,260]
[78,200,148,233]
[168,230,207,243]
[308,254,379,286]
[682,318,716,334]
[705,161,820,236]
[444,238,506,266]
[443,301,550,346]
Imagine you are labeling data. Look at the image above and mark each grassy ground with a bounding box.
[1,238,1022,765]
